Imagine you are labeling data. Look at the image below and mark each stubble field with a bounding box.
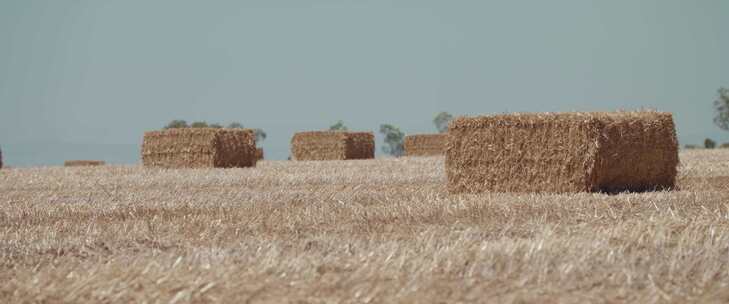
[1,150,728,303]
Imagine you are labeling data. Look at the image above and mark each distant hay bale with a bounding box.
[404,134,447,156]
[64,160,105,167]
[291,131,374,161]
[255,148,264,161]
[446,111,679,194]
[142,128,256,168]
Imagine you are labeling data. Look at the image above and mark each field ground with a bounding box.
[1,150,729,303]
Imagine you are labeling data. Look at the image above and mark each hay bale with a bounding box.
[64,160,105,167]
[291,131,375,161]
[446,111,679,194]
[404,134,447,156]
[142,128,256,168]
[255,148,264,161]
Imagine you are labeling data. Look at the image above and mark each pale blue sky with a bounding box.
[1,0,728,166]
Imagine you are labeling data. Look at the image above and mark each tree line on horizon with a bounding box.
[160,87,729,157]
[160,113,454,157]
[692,87,729,149]
[329,112,453,157]
[162,120,266,144]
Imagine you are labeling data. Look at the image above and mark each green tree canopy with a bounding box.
[190,121,209,128]
[209,123,223,128]
[227,122,244,129]
[433,112,453,133]
[714,87,729,131]
[705,138,717,149]
[379,124,404,157]
[254,128,267,144]
[163,119,189,129]
[329,120,348,131]
[225,122,265,144]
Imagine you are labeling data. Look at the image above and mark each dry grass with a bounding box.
[0,150,728,303]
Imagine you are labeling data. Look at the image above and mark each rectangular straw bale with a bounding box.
[446,111,679,194]
[345,132,376,160]
[404,134,447,156]
[64,160,105,167]
[142,128,256,168]
[291,131,374,161]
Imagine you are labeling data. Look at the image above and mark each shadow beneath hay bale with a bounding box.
[596,185,677,195]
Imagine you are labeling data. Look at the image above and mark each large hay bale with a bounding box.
[404,134,447,156]
[291,131,375,161]
[64,160,105,167]
[142,128,256,168]
[446,111,679,194]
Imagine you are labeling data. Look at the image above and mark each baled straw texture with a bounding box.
[142,128,256,168]
[64,160,105,167]
[446,111,679,194]
[291,131,375,161]
[404,134,447,156]
[345,132,376,160]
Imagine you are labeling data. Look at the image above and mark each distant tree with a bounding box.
[164,119,189,129]
[433,112,453,133]
[379,124,405,157]
[227,122,244,129]
[254,128,267,144]
[209,123,223,128]
[715,87,729,131]
[190,121,209,128]
[705,138,717,149]
[223,122,264,144]
[684,144,699,150]
[329,120,348,131]
[0,145,3,169]
[721,143,729,149]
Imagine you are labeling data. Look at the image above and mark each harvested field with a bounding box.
[64,160,105,167]
[141,128,256,168]
[0,149,728,303]
[404,133,447,156]
[447,111,679,194]
[291,131,374,160]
